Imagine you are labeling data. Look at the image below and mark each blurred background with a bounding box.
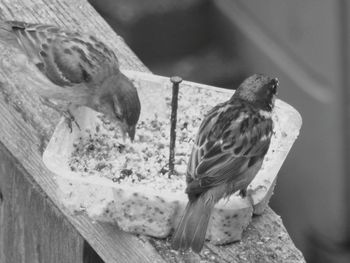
[88,0,350,262]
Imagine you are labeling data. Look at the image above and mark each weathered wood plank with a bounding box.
[0,143,87,263]
[147,207,305,263]
[0,0,305,262]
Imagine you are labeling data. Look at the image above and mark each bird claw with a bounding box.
[63,111,80,133]
[239,188,254,207]
[239,188,247,198]
[39,98,80,132]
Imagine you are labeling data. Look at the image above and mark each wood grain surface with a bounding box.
[0,0,305,262]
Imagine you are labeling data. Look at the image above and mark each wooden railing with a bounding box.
[0,0,305,262]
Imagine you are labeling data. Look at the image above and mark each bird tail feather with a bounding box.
[172,196,214,253]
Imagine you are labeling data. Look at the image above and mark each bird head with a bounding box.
[98,73,141,141]
[233,74,278,111]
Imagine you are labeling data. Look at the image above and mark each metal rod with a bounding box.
[169,76,182,178]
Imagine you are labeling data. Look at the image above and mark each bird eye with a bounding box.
[271,78,278,95]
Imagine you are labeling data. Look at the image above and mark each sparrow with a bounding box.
[171,74,278,253]
[0,20,140,140]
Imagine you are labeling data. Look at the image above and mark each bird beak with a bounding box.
[115,120,134,142]
[127,125,136,142]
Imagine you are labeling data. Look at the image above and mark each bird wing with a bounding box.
[186,99,273,195]
[3,21,119,88]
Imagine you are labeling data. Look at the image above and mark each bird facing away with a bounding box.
[171,74,278,253]
[0,20,140,140]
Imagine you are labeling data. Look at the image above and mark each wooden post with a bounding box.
[340,0,350,244]
[0,0,305,262]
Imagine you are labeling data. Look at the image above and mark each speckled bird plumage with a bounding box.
[0,20,140,140]
[172,74,278,253]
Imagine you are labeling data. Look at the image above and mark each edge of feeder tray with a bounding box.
[42,70,302,245]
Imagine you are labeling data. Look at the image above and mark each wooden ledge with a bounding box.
[0,0,305,262]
